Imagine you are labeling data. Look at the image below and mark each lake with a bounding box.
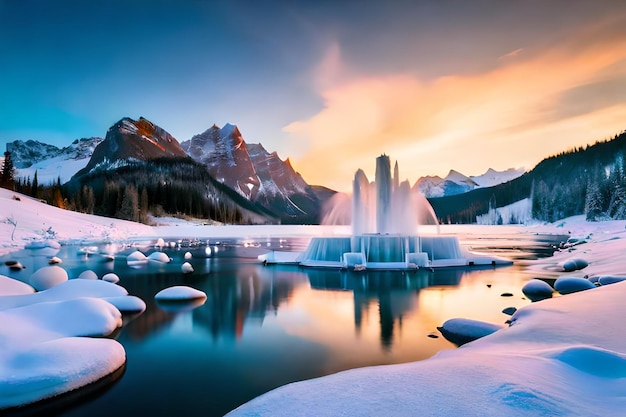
[1,226,567,417]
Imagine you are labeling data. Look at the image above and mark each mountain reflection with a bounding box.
[121,256,469,350]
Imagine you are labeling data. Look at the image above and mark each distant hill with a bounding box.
[429,131,626,223]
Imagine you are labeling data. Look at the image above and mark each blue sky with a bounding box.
[2,0,626,190]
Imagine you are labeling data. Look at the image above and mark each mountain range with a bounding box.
[5,115,567,225]
[414,167,525,198]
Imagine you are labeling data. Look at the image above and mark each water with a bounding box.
[0,228,567,417]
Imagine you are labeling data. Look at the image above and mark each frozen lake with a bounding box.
[1,227,567,416]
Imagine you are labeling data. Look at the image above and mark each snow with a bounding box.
[28,265,68,291]
[0,274,34,295]
[0,294,125,409]
[437,318,503,346]
[521,279,553,301]
[181,261,194,273]
[554,276,596,294]
[147,251,171,263]
[4,189,626,415]
[154,285,206,301]
[17,155,91,184]
[77,269,98,280]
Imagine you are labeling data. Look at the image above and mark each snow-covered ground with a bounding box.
[2,187,626,415]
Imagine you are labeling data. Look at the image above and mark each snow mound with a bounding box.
[0,279,128,311]
[147,251,171,263]
[521,279,554,301]
[29,265,68,291]
[181,262,194,274]
[102,295,146,313]
[554,277,596,295]
[0,275,35,295]
[561,258,588,272]
[155,286,206,301]
[78,270,98,280]
[598,276,626,286]
[127,250,147,262]
[543,345,626,378]
[437,318,503,346]
[102,273,120,283]
[184,251,192,260]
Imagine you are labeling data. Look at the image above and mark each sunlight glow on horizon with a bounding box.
[287,20,626,191]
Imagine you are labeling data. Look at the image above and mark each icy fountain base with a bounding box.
[259,234,512,270]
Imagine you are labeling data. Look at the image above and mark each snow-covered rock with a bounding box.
[0,297,124,409]
[147,251,171,263]
[77,270,98,280]
[554,276,596,295]
[181,262,194,274]
[28,266,68,291]
[437,318,503,346]
[598,276,626,286]
[102,295,146,313]
[561,258,589,272]
[102,273,120,284]
[154,286,206,301]
[521,279,554,301]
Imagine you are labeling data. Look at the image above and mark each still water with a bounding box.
[1,228,567,417]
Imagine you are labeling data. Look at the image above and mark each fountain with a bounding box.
[260,155,511,270]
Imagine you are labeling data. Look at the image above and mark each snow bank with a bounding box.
[228,217,626,416]
[0,188,155,257]
[228,282,626,416]
[0,297,125,409]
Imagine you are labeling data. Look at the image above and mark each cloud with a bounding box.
[285,23,626,191]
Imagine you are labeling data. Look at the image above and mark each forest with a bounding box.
[429,130,626,223]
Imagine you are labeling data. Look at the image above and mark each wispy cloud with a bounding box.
[286,21,626,191]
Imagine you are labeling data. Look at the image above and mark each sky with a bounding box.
[2,0,626,191]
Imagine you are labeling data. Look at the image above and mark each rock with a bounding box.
[181,262,194,274]
[522,279,554,301]
[147,251,171,263]
[561,258,588,272]
[427,333,439,339]
[155,285,206,301]
[5,261,25,271]
[500,292,514,297]
[598,276,626,286]
[437,318,503,346]
[554,276,596,295]
[48,256,62,265]
[502,307,517,316]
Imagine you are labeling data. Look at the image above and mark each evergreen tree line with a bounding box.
[429,131,626,223]
[63,157,267,224]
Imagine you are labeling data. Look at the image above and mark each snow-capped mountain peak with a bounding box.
[415,167,525,198]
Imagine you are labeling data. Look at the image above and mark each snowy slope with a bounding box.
[9,137,103,184]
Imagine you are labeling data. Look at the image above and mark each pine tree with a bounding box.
[585,178,603,221]
[1,150,15,190]
[31,170,39,198]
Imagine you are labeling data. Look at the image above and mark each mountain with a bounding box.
[11,137,103,184]
[428,131,626,224]
[181,124,323,223]
[74,117,187,178]
[415,167,524,198]
[66,117,274,224]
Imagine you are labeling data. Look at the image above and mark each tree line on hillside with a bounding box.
[429,131,626,224]
[1,155,274,225]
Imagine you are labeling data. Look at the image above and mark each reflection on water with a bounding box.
[0,231,567,417]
